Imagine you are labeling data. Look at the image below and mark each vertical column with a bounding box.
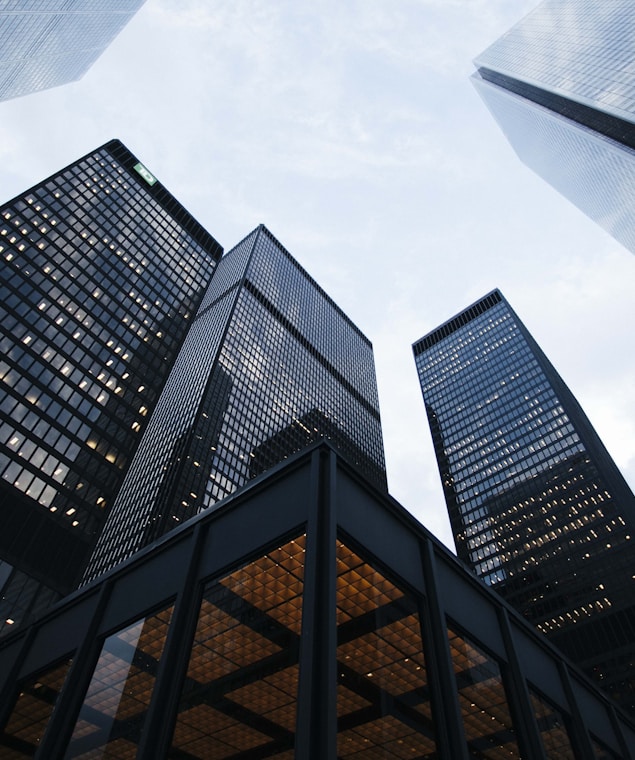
[497,607,546,759]
[420,538,470,760]
[0,626,38,731]
[295,446,337,759]
[35,581,113,760]
[557,662,596,760]
[607,704,633,760]
[137,524,207,759]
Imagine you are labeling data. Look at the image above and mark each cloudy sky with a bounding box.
[1,0,634,549]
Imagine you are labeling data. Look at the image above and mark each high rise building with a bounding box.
[86,224,387,580]
[472,0,635,255]
[0,139,223,635]
[413,289,635,714]
[1,444,633,759]
[0,1,146,102]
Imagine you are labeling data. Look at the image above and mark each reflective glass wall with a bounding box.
[0,1,147,102]
[0,447,631,759]
[472,0,635,257]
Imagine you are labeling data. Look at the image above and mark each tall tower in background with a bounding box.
[413,289,635,714]
[86,225,387,581]
[473,0,635,255]
[0,140,223,635]
[0,1,146,102]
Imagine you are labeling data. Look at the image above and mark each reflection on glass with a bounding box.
[447,626,520,758]
[1,658,72,758]
[168,535,306,759]
[529,688,575,758]
[336,540,437,758]
[64,605,173,759]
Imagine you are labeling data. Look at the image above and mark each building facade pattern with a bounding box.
[475,2,635,124]
[86,225,386,580]
[0,0,146,101]
[473,0,635,255]
[0,140,222,636]
[413,290,635,714]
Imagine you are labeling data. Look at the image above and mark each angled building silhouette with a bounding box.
[413,289,635,715]
[85,225,387,580]
[0,1,146,101]
[473,0,635,255]
[0,139,222,635]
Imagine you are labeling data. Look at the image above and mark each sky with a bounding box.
[1,0,634,550]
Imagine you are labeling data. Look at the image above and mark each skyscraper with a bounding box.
[472,0,635,255]
[86,224,386,580]
[0,139,223,635]
[413,289,635,714]
[0,1,146,102]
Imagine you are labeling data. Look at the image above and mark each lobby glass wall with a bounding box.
[447,625,520,758]
[169,535,305,758]
[0,447,632,759]
[528,689,576,759]
[64,604,173,758]
[1,658,72,756]
[335,540,437,757]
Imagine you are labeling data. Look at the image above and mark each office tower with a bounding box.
[0,1,146,102]
[2,445,633,759]
[86,225,387,581]
[472,0,635,255]
[413,289,635,714]
[0,139,223,636]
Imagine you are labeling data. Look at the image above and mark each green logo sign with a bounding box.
[134,162,157,186]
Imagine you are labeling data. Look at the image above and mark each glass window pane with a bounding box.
[447,625,521,758]
[168,534,306,759]
[336,540,437,758]
[529,688,576,758]
[63,604,173,759]
[1,658,72,758]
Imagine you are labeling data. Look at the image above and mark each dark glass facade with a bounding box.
[0,446,632,759]
[0,140,223,636]
[413,290,635,715]
[0,1,146,102]
[86,225,386,581]
[472,1,635,256]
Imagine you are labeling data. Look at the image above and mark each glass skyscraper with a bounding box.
[413,289,635,714]
[0,139,223,635]
[472,0,635,255]
[0,1,146,102]
[86,224,387,580]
